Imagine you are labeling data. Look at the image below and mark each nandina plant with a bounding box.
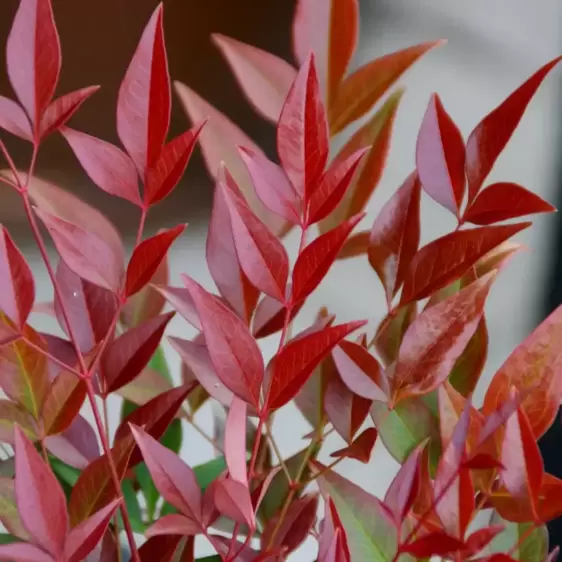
[0,0,560,560]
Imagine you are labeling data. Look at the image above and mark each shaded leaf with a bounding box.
[0,400,37,444]
[331,427,378,463]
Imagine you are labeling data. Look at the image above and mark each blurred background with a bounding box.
[1,0,562,557]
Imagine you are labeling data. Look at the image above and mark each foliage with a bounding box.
[0,0,559,560]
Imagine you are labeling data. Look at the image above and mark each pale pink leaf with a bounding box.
[0,96,32,140]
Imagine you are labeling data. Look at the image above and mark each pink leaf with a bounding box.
[221,170,289,301]
[145,124,204,204]
[102,312,174,393]
[0,226,35,329]
[182,276,263,408]
[416,93,465,215]
[125,225,186,296]
[61,127,141,205]
[0,96,32,140]
[145,513,200,538]
[6,0,61,129]
[14,427,67,557]
[35,208,124,294]
[154,285,201,330]
[117,4,170,177]
[225,397,248,486]
[213,34,297,123]
[267,320,366,410]
[277,54,329,199]
[211,477,255,529]
[40,86,99,138]
[291,214,364,304]
[0,543,53,562]
[64,499,120,562]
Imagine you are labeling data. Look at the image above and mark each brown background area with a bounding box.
[0,0,295,234]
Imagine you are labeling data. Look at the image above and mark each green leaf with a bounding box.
[194,456,227,491]
[196,557,222,562]
[488,513,548,561]
[135,463,158,521]
[119,479,145,534]
[149,346,173,385]
[161,418,182,453]
[0,534,19,545]
[50,456,80,487]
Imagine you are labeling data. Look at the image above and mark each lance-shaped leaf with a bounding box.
[325,370,371,443]
[277,54,329,199]
[42,370,86,435]
[0,326,48,420]
[463,182,555,225]
[266,320,365,410]
[221,169,289,301]
[292,214,364,304]
[401,533,465,558]
[416,93,465,216]
[392,273,495,404]
[238,147,301,224]
[6,0,61,129]
[64,499,120,562]
[332,340,387,401]
[144,124,204,205]
[61,128,140,205]
[0,477,29,540]
[182,276,263,408]
[39,86,99,138]
[0,226,35,329]
[14,427,68,557]
[210,476,255,529]
[0,96,33,140]
[145,514,200,538]
[0,542,53,561]
[102,311,174,393]
[117,4,170,177]
[131,425,203,529]
[213,34,297,122]
[317,465,398,561]
[318,497,351,562]
[35,208,125,294]
[292,0,359,104]
[329,41,443,134]
[466,56,562,201]
[368,172,421,305]
[501,404,543,520]
[225,397,249,486]
[54,261,119,353]
[174,82,287,235]
[126,225,186,296]
[483,304,562,439]
[322,91,403,233]
[117,366,173,407]
[331,427,378,463]
[156,283,200,330]
[0,400,37,444]
[373,303,417,366]
[400,222,528,304]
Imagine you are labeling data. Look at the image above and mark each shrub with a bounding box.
[0,0,560,560]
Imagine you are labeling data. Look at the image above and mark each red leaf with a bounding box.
[211,477,255,529]
[221,169,289,301]
[145,124,204,205]
[239,147,301,224]
[131,425,203,527]
[126,225,186,296]
[117,4,170,177]
[14,427,67,557]
[213,34,297,123]
[0,543,53,561]
[6,0,61,129]
[331,427,378,463]
[225,397,249,486]
[368,172,421,305]
[35,208,125,294]
[392,273,495,403]
[0,96,32,140]
[482,304,562,439]
[292,214,363,304]
[182,276,263,408]
[64,499,120,562]
[277,54,329,200]
[462,526,505,558]
[266,320,366,411]
[292,0,359,104]
[262,494,318,553]
[318,498,351,562]
[401,532,465,558]
[416,94,465,215]
[329,41,443,134]
[463,453,504,471]
[40,86,99,138]
[501,404,544,519]
[54,261,119,353]
[463,182,556,225]
[333,339,387,401]
[308,149,367,225]
[60,127,140,205]
[466,56,562,201]
[400,223,529,304]
[0,226,35,329]
[102,311,174,393]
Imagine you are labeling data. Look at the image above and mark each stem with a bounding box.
[265,419,292,485]
[135,206,147,247]
[305,456,343,485]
